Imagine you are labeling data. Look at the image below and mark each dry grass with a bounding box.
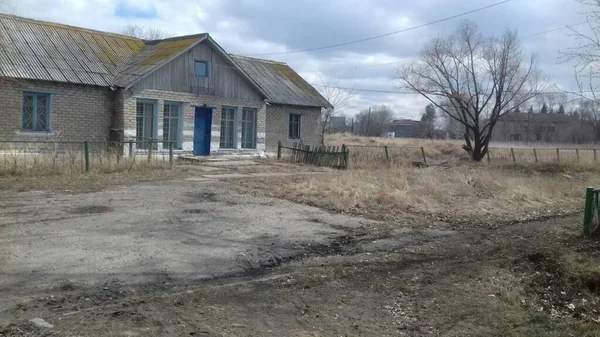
[326,134,600,168]
[0,165,193,192]
[235,163,600,224]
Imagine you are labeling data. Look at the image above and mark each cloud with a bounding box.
[4,0,591,119]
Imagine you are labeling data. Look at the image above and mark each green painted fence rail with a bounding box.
[583,186,600,236]
[277,141,349,169]
[0,139,175,175]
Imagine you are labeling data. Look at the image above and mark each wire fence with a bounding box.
[343,144,600,168]
[0,140,175,176]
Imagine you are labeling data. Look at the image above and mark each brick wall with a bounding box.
[122,88,267,154]
[265,104,323,153]
[0,79,112,142]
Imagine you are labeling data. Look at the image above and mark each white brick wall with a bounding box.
[0,79,112,142]
[122,88,267,154]
[265,104,323,153]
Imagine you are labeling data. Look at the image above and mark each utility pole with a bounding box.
[366,106,372,137]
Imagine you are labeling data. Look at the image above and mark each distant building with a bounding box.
[329,116,347,133]
[388,119,420,138]
[491,111,591,143]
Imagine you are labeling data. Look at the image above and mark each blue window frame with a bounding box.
[163,101,183,149]
[22,92,51,131]
[194,61,208,77]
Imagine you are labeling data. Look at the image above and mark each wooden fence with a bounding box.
[277,141,349,169]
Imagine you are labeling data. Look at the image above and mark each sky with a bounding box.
[1,0,592,120]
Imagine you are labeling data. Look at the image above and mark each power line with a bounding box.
[246,0,513,57]
[311,83,594,96]
[521,21,588,39]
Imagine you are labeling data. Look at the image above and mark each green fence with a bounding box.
[0,139,175,176]
[583,187,600,236]
[277,141,349,169]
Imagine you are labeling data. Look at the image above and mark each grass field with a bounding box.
[326,134,600,168]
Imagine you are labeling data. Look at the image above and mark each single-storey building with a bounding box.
[0,14,331,155]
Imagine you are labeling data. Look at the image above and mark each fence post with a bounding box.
[421,147,427,166]
[129,140,133,158]
[576,148,580,161]
[148,140,153,163]
[384,145,389,160]
[344,148,350,169]
[277,141,282,160]
[487,149,491,164]
[556,148,560,162]
[84,141,90,172]
[595,149,597,161]
[510,147,516,163]
[533,148,538,163]
[169,142,174,169]
[584,187,595,236]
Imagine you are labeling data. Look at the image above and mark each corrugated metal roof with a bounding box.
[113,34,207,88]
[231,55,332,108]
[0,15,331,108]
[0,14,143,87]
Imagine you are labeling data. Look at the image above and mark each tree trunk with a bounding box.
[462,132,487,161]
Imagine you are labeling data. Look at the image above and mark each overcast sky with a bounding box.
[3,0,592,119]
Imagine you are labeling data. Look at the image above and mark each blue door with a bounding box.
[193,107,212,155]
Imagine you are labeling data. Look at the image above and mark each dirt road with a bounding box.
[0,178,450,326]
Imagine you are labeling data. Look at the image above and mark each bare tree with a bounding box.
[355,105,393,137]
[397,20,545,161]
[319,80,357,144]
[121,23,170,40]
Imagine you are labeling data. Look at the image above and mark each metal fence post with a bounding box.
[277,141,282,160]
[533,148,538,163]
[148,140,153,163]
[384,145,389,160]
[584,187,595,236]
[169,141,174,169]
[510,147,516,163]
[129,140,133,158]
[576,148,580,161]
[421,147,427,166]
[84,141,90,172]
[556,148,560,162]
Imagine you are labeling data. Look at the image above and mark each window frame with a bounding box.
[22,92,52,132]
[289,113,301,140]
[135,98,158,150]
[219,106,237,149]
[241,107,257,149]
[194,60,209,77]
[162,101,183,150]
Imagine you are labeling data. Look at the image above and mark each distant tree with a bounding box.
[528,106,534,114]
[514,106,522,113]
[356,105,393,137]
[397,20,544,161]
[540,103,548,114]
[558,104,566,114]
[420,104,436,138]
[121,23,170,40]
[319,80,357,144]
[580,99,600,141]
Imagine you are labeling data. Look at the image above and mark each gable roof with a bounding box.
[0,14,329,107]
[0,14,144,87]
[231,55,332,108]
[113,34,207,88]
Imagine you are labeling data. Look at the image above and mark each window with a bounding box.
[163,102,181,149]
[22,92,51,131]
[194,61,208,77]
[241,108,257,149]
[136,100,156,150]
[289,113,301,139]
[220,106,236,149]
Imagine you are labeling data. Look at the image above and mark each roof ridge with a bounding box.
[0,13,143,41]
[145,33,208,44]
[230,54,287,65]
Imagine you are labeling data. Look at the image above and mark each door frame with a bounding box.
[193,107,213,156]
